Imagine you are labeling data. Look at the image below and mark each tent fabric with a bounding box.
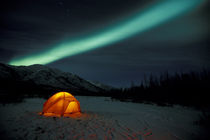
[42,92,81,117]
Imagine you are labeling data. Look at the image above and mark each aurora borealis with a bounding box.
[9,0,203,66]
[1,0,209,86]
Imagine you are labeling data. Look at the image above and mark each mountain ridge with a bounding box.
[0,63,111,97]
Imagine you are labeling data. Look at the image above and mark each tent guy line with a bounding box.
[9,0,203,66]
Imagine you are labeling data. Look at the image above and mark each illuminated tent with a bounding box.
[42,92,81,117]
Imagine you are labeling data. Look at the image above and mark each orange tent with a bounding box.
[42,92,81,117]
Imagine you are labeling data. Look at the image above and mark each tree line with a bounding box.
[108,70,210,108]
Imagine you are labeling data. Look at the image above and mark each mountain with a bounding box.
[0,63,109,97]
[88,80,113,91]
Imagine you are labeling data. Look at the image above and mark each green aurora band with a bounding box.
[9,0,203,66]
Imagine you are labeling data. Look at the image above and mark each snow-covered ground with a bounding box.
[0,96,207,140]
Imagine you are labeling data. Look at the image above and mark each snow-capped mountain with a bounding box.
[0,63,108,96]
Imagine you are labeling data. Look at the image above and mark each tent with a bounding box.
[42,92,81,117]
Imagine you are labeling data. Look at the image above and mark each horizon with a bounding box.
[1,62,209,88]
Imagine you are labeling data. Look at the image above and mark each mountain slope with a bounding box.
[0,63,107,97]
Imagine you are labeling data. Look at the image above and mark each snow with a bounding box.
[0,96,206,140]
[0,63,105,93]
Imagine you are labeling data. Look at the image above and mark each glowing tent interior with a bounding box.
[41,92,81,117]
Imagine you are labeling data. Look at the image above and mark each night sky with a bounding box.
[1,0,209,87]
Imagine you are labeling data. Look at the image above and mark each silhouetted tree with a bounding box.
[109,69,210,108]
